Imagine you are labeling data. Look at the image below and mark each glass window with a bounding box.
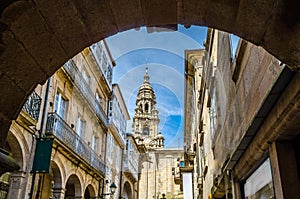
[82,69,90,84]
[95,92,101,105]
[243,158,275,199]
[54,92,67,119]
[91,134,98,152]
[76,116,85,138]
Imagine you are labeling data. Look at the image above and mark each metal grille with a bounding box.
[46,113,106,174]
[22,91,42,121]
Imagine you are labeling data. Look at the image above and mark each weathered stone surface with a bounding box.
[141,0,177,26]
[2,1,69,77]
[179,0,206,25]
[72,0,118,43]
[0,31,47,90]
[34,0,92,59]
[234,0,275,44]
[204,0,239,33]
[108,0,144,32]
[0,74,26,120]
[234,72,300,179]
[0,118,12,147]
[0,0,299,145]
[261,7,300,68]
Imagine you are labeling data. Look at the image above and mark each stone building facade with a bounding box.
[106,84,130,199]
[122,133,140,199]
[132,68,183,199]
[179,28,300,199]
[0,40,115,199]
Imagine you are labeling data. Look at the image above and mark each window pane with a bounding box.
[55,93,67,119]
[244,158,275,199]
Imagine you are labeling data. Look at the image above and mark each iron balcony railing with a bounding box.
[63,60,108,128]
[46,112,106,174]
[22,91,42,121]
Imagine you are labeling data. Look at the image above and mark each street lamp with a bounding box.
[100,182,117,198]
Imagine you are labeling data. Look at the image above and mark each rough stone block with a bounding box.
[181,0,238,31]
[141,0,177,26]
[0,74,27,120]
[234,0,275,44]
[0,31,47,91]
[72,0,118,43]
[2,1,69,77]
[34,0,92,58]
[108,0,145,31]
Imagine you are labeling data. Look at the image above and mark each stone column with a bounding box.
[52,187,66,199]
[6,171,26,199]
[269,141,300,199]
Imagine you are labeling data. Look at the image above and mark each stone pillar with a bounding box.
[6,171,26,199]
[269,141,300,199]
[52,187,66,199]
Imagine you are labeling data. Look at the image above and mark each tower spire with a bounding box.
[144,67,150,83]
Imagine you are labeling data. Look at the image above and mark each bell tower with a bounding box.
[132,67,164,149]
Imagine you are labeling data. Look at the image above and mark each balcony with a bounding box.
[63,60,108,128]
[123,151,138,181]
[173,167,182,185]
[46,112,105,175]
[22,91,42,121]
[19,91,42,126]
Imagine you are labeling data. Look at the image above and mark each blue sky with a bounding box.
[106,25,209,148]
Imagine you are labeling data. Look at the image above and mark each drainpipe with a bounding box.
[102,131,108,196]
[40,77,51,137]
[29,77,51,199]
[119,148,124,199]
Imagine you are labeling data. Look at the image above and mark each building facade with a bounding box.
[106,84,130,199]
[0,40,115,199]
[132,68,183,199]
[122,133,140,199]
[180,29,300,199]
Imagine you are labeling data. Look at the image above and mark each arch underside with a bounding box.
[0,0,299,143]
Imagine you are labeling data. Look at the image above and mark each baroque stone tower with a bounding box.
[135,68,183,199]
[133,67,164,149]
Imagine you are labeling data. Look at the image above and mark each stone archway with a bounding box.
[0,1,299,146]
[0,0,299,173]
[65,174,82,199]
[122,181,133,199]
[84,184,96,199]
[3,130,25,198]
[39,161,64,199]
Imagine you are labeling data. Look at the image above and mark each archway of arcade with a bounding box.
[65,174,82,199]
[122,181,133,199]
[84,184,96,199]
[0,1,299,149]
